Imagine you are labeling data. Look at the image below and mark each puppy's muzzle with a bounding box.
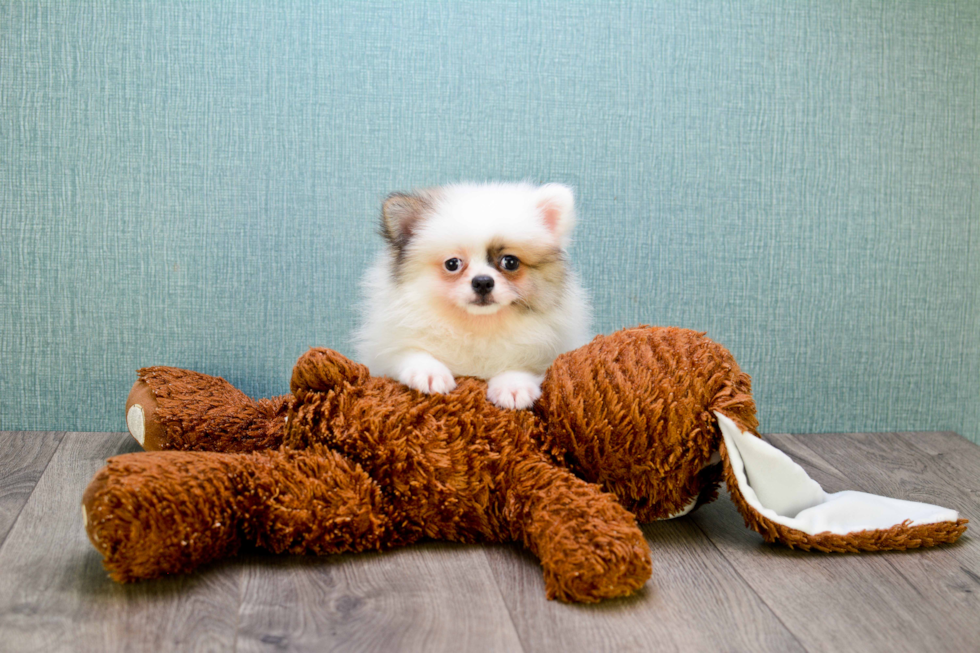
[472,275,494,297]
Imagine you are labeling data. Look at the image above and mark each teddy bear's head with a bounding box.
[534,326,757,522]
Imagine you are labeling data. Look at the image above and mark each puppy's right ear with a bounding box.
[381,192,430,250]
[535,183,576,246]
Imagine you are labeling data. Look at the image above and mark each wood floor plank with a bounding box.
[0,432,241,653]
[0,432,65,546]
[791,432,980,640]
[236,544,524,653]
[689,433,980,653]
[893,431,980,516]
[484,515,804,653]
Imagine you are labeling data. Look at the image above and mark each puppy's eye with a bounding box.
[444,258,461,272]
[500,255,520,272]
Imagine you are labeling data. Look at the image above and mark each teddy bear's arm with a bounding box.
[503,460,653,603]
[82,446,395,582]
[126,366,291,452]
[290,347,370,400]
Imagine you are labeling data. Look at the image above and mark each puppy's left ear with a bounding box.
[535,183,576,245]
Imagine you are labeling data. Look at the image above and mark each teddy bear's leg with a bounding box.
[503,461,653,603]
[82,446,395,582]
[247,446,398,556]
[83,451,249,581]
[126,366,291,452]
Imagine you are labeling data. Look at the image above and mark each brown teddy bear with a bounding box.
[81,327,967,603]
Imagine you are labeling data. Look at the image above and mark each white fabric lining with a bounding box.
[658,494,699,520]
[714,412,959,536]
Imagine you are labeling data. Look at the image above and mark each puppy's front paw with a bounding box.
[487,371,544,410]
[397,354,457,394]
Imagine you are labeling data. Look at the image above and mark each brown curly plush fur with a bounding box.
[81,326,963,603]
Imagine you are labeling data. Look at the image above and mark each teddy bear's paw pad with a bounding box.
[487,371,544,410]
[124,378,170,451]
[127,404,145,447]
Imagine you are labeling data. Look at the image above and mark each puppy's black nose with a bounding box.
[471,275,494,296]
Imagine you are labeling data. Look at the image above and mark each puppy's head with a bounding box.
[380,182,576,320]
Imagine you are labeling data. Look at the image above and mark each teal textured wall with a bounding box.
[2,1,978,441]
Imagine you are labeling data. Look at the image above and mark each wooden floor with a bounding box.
[0,431,977,652]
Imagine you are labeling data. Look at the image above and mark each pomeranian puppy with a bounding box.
[355,182,591,409]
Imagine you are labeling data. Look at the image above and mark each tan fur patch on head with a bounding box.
[487,238,567,312]
[487,238,563,270]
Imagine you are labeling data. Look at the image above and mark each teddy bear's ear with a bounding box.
[715,412,967,551]
[291,348,370,398]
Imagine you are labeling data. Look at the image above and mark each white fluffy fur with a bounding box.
[355,182,591,409]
